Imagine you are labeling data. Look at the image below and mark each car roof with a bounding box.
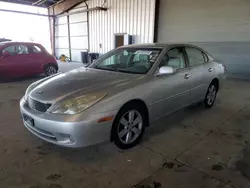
[119,43,201,49]
[0,41,41,46]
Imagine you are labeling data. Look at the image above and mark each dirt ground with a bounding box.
[0,78,250,188]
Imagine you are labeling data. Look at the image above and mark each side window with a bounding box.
[160,47,186,70]
[2,45,16,56]
[31,45,42,53]
[17,45,29,55]
[185,47,205,66]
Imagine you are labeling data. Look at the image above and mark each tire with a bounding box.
[112,104,147,149]
[44,64,57,76]
[204,82,218,108]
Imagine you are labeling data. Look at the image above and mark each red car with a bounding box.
[0,42,58,79]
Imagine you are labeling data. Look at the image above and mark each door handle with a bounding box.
[208,68,213,72]
[184,74,191,79]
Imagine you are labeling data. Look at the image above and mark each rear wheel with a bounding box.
[44,65,57,76]
[112,104,146,149]
[204,83,218,108]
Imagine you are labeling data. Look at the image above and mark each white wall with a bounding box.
[55,0,156,61]
[158,0,250,43]
[157,0,250,78]
[88,0,156,54]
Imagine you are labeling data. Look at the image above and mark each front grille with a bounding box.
[28,97,51,112]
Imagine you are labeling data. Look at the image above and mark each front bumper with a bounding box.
[20,97,117,148]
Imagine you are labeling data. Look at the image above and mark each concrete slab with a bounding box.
[181,80,250,131]
[178,113,250,188]
[1,78,250,188]
[137,160,232,188]
[0,144,165,188]
[142,120,209,159]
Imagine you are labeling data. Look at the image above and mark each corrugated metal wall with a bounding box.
[55,0,156,61]
[157,0,250,78]
[88,0,156,54]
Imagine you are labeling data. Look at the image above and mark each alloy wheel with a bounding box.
[117,110,143,144]
[46,66,57,76]
[206,85,216,105]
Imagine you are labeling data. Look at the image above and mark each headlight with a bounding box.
[24,89,29,101]
[50,92,107,115]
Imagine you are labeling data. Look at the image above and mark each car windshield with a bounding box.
[90,48,162,74]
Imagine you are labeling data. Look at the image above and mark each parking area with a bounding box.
[0,78,249,188]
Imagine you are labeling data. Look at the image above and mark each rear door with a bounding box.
[184,46,215,103]
[27,44,46,74]
[16,44,35,76]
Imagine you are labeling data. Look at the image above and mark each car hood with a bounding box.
[29,68,146,104]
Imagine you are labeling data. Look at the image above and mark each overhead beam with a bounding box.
[48,0,87,15]
[0,8,53,17]
[57,0,87,15]
[32,0,45,5]
[0,0,52,7]
[56,6,107,17]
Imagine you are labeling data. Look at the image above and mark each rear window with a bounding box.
[32,45,43,53]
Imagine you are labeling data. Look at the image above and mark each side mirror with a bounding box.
[157,66,175,76]
[2,51,10,58]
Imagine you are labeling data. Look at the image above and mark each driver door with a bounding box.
[150,47,192,120]
[0,45,21,78]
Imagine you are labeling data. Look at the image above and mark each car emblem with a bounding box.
[36,91,44,95]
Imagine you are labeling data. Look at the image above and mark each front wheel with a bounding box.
[204,83,218,108]
[44,65,57,76]
[112,105,146,149]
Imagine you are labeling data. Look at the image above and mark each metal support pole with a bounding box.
[84,1,90,52]
[67,14,72,60]
[52,6,56,56]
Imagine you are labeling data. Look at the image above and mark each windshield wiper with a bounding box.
[94,66,119,72]
[114,69,144,74]
[94,66,143,74]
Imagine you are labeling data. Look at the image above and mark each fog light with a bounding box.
[55,133,71,142]
[69,135,75,142]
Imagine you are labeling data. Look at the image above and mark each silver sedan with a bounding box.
[20,44,225,149]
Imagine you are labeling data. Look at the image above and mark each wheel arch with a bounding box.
[110,99,149,142]
[210,78,219,91]
[44,63,58,71]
